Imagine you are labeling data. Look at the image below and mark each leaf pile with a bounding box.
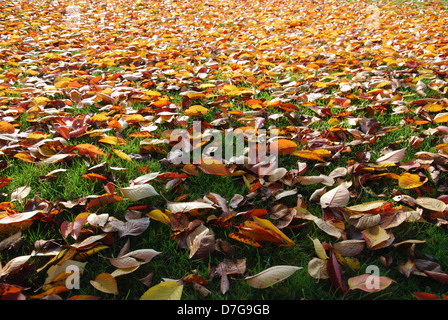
[1,0,448,300]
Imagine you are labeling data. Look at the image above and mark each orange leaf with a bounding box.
[414,292,441,300]
[228,232,263,248]
[0,177,11,189]
[90,76,102,85]
[127,131,154,138]
[108,118,123,130]
[291,149,330,161]
[152,99,171,108]
[74,144,106,158]
[238,220,284,245]
[68,81,82,88]
[30,286,69,299]
[90,273,119,295]
[238,209,268,219]
[0,121,15,134]
[13,152,34,163]
[82,173,108,181]
[0,283,24,296]
[198,158,232,177]
[270,139,297,155]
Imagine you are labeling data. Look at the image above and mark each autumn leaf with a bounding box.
[320,184,350,208]
[0,121,15,134]
[197,158,233,176]
[74,144,106,158]
[398,172,427,189]
[90,273,119,295]
[237,265,302,289]
[104,248,161,269]
[140,281,183,300]
[269,139,297,155]
[375,148,407,165]
[347,274,394,292]
[30,286,69,299]
[327,251,348,294]
[119,184,159,201]
[185,105,210,116]
[86,194,123,210]
[82,173,107,181]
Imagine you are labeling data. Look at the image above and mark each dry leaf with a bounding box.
[238,265,302,289]
[140,281,183,300]
[90,273,119,295]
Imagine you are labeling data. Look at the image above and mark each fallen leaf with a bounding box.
[140,281,183,300]
[119,184,158,201]
[90,273,119,295]
[348,274,394,292]
[320,184,350,208]
[238,265,302,289]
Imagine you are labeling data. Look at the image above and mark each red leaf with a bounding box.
[157,172,188,179]
[413,292,441,300]
[0,283,24,297]
[238,209,268,220]
[82,173,108,181]
[326,251,348,294]
[86,194,123,210]
[55,126,71,140]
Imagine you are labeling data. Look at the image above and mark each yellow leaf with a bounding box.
[186,92,205,99]
[140,281,183,300]
[33,96,50,106]
[398,172,426,189]
[90,113,110,122]
[27,132,51,140]
[424,104,446,112]
[125,114,147,122]
[99,136,126,146]
[112,149,132,161]
[141,90,162,97]
[146,209,171,225]
[375,81,391,88]
[199,83,216,89]
[185,105,210,116]
[218,84,240,96]
[434,113,448,123]
[252,216,295,247]
[312,238,329,260]
[436,144,448,154]
[313,81,328,88]
[54,77,72,88]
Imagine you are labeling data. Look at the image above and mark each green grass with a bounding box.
[2,0,448,302]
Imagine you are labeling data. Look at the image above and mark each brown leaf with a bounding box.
[90,273,119,295]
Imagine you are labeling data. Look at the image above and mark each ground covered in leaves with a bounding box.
[1,0,448,300]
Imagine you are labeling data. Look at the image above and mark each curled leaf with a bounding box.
[238,265,302,289]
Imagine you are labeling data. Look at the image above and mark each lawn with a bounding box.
[1,0,448,302]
